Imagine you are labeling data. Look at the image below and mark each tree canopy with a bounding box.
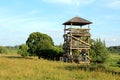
[26,32,55,58]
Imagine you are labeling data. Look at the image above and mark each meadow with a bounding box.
[0,53,120,80]
[106,53,120,72]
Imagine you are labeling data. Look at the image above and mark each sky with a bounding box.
[0,0,120,47]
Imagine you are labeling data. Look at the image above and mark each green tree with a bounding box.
[90,38,109,63]
[17,44,29,57]
[26,32,54,59]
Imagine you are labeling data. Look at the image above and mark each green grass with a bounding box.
[107,53,120,66]
[7,48,18,54]
[0,54,120,80]
[106,53,120,72]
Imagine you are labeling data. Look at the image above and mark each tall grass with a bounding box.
[0,54,120,80]
[106,53,120,71]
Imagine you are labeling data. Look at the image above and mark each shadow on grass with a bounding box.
[65,64,96,71]
[1,55,33,59]
[65,64,120,75]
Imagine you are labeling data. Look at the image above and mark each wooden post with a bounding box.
[88,24,90,29]
[70,23,72,55]
[64,25,66,34]
[64,25,66,48]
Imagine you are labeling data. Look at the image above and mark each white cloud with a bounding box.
[43,0,95,7]
[107,0,120,9]
[106,38,120,47]
[107,38,118,42]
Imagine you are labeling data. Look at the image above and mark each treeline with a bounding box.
[108,46,120,54]
[0,45,19,54]
[6,45,19,49]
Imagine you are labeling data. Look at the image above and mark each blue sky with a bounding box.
[0,0,120,46]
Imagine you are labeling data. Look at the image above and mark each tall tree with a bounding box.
[26,32,54,59]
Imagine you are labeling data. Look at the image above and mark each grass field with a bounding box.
[106,53,120,72]
[0,54,120,80]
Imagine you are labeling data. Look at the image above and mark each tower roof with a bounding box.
[63,16,92,26]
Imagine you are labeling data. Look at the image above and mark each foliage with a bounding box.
[90,38,109,63]
[0,46,8,54]
[26,32,54,58]
[41,46,64,60]
[26,32,64,60]
[17,44,29,57]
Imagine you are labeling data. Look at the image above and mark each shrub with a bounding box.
[17,44,29,57]
[90,39,109,63]
[40,46,64,60]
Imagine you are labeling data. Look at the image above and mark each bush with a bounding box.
[40,46,64,60]
[17,44,29,57]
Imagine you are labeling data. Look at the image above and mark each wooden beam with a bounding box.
[72,36,90,46]
[71,47,90,49]
[70,23,73,55]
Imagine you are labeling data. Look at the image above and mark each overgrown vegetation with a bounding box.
[90,39,109,63]
[0,54,119,80]
[0,35,119,79]
[105,53,120,72]
[40,46,64,60]
[17,44,29,57]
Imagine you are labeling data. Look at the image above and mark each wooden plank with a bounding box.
[72,36,90,46]
[71,48,90,49]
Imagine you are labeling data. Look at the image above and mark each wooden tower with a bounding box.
[63,16,92,62]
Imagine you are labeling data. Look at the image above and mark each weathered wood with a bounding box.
[63,16,92,63]
[72,36,90,46]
